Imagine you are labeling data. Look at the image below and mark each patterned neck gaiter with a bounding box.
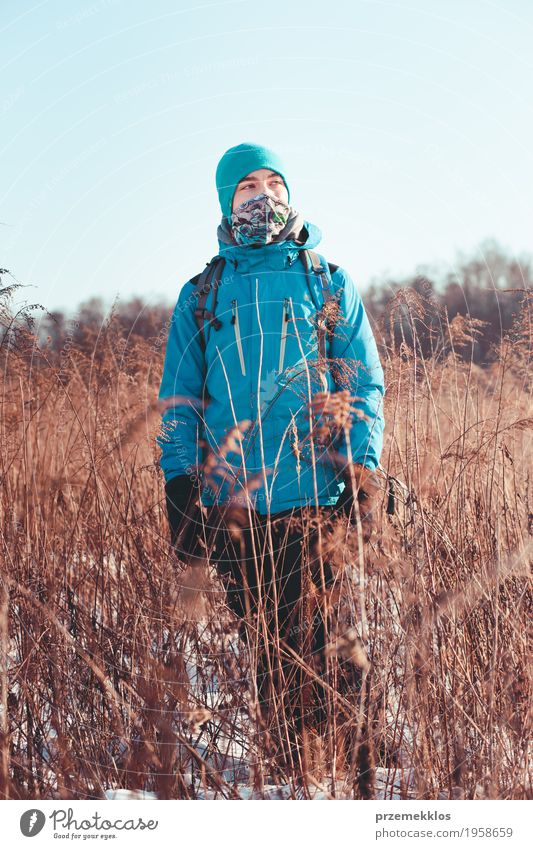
[230,192,290,246]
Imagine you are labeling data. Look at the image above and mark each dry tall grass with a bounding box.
[0,282,531,800]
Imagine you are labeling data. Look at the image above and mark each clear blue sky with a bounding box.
[1,0,532,314]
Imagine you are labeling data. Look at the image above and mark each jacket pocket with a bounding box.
[231,299,246,376]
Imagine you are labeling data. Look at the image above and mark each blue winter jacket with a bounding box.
[157,221,385,514]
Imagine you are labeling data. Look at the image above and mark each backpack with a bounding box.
[190,249,340,359]
[188,251,405,519]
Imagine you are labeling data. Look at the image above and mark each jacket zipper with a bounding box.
[278,297,290,374]
[231,299,246,376]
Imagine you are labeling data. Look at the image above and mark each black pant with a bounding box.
[179,502,360,769]
[211,506,351,763]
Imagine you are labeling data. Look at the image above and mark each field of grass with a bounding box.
[0,282,531,800]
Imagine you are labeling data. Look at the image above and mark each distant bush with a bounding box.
[26,239,533,374]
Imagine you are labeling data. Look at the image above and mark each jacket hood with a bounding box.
[216,217,323,273]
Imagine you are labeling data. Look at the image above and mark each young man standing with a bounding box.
[157,142,385,771]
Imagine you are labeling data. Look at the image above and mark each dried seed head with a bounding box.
[308,390,365,445]
[174,563,210,622]
[326,628,370,670]
[186,708,212,734]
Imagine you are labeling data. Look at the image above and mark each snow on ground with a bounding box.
[105,767,415,800]
[105,631,416,800]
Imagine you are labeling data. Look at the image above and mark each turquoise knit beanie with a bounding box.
[215,142,290,219]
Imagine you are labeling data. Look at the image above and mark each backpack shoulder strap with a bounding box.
[305,249,334,303]
[300,250,340,305]
[192,256,225,353]
[300,250,343,361]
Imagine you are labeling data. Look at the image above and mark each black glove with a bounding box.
[333,481,354,517]
[333,464,380,542]
[165,474,202,558]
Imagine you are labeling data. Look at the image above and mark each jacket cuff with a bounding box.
[341,462,374,490]
[335,445,379,475]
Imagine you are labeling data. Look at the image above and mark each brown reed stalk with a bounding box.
[0,283,530,799]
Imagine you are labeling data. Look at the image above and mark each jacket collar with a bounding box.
[216,220,322,273]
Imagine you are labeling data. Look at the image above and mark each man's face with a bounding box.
[231,168,289,213]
